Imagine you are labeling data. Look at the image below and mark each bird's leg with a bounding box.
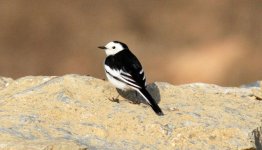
[109,94,120,103]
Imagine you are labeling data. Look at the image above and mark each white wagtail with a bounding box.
[98,41,164,116]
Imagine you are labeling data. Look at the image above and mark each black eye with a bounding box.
[112,46,115,49]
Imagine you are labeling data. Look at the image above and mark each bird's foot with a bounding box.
[108,94,120,103]
[109,97,120,103]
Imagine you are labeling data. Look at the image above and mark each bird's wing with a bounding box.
[118,50,146,89]
[104,65,142,89]
[104,50,146,90]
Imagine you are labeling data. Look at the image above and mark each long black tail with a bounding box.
[138,88,164,116]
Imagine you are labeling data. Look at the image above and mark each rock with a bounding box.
[0,74,261,150]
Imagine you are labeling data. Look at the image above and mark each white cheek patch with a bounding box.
[105,49,122,56]
[104,42,124,56]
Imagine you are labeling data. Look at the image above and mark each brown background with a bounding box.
[0,0,261,86]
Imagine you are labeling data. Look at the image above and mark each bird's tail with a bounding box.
[138,88,164,116]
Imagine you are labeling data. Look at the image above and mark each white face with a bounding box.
[104,42,125,56]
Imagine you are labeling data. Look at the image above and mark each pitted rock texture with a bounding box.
[0,74,261,150]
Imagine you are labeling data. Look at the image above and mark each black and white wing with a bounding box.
[105,50,146,90]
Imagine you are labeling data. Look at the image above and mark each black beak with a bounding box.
[98,46,106,49]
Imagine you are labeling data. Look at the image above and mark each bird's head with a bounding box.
[98,41,128,56]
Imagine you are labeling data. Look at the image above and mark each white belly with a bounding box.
[106,73,130,90]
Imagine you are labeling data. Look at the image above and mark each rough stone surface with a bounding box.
[0,74,261,150]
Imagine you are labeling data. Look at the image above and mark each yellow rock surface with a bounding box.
[0,75,261,149]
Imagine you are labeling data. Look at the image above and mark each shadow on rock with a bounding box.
[252,126,262,150]
[116,83,161,105]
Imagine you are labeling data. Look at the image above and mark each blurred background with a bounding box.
[0,0,261,86]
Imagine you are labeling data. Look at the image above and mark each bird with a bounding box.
[98,41,164,116]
